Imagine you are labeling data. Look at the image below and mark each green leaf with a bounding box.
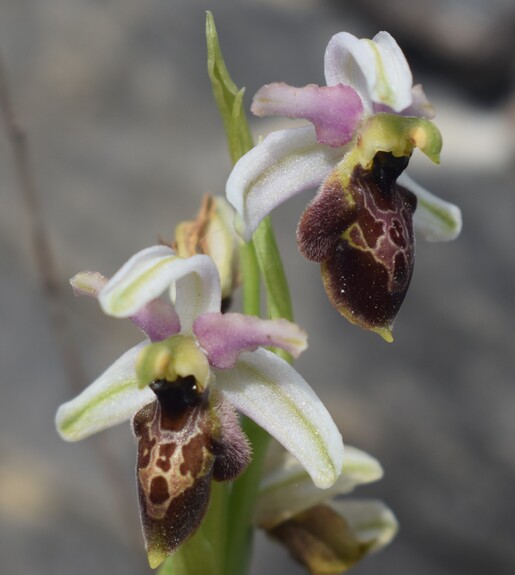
[206,11,254,164]
[206,12,293,357]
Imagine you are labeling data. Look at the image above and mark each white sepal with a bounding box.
[56,342,154,441]
[215,348,344,489]
[329,499,399,552]
[324,31,413,113]
[399,173,462,241]
[99,246,221,332]
[173,257,222,333]
[371,31,413,112]
[256,446,383,528]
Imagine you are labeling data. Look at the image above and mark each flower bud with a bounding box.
[174,195,241,301]
[269,502,397,575]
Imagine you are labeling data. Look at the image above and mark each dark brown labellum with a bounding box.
[132,378,250,567]
[297,152,416,340]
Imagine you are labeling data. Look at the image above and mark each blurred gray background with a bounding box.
[1,1,515,574]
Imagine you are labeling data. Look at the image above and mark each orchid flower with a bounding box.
[226,31,462,341]
[55,246,344,568]
[256,444,398,574]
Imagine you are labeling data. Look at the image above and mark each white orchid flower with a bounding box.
[56,246,344,568]
[226,31,462,342]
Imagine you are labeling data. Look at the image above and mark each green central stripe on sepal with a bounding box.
[418,197,459,232]
[237,361,337,486]
[106,256,179,316]
[57,377,139,441]
[366,40,395,106]
[260,460,381,498]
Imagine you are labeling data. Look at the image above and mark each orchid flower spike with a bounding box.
[256,443,398,574]
[56,246,344,568]
[227,31,462,341]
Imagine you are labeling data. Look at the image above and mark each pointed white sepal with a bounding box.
[56,342,154,441]
[324,31,413,113]
[399,173,462,241]
[256,446,383,528]
[99,246,221,333]
[215,348,344,490]
[226,125,347,240]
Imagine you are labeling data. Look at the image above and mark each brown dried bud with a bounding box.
[174,195,241,301]
[269,504,372,575]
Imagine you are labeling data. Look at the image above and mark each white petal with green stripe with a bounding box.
[56,342,153,441]
[216,348,344,489]
[99,246,221,331]
[256,446,382,528]
[329,499,398,552]
[399,173,462,241]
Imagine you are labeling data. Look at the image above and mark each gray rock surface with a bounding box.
[1,1,514,574]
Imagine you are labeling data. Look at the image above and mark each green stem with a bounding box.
[239,240,260,317]
[224,217,294,575]
[223,237,266,573]
[198,14,296,574]
[252,216,294,362]
[202,482,230,574]
[225,419,270,575]
[252,217,293,323]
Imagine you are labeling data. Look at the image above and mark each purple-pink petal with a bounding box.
[70,270,181,341]
[193,312,307,369]
[251,82,363,148]
[129,298,181,342]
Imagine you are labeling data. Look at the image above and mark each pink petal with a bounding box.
[193,312,307,369]
[252,83,363,147]
[70,270,180,342]
[130,298,181,342]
